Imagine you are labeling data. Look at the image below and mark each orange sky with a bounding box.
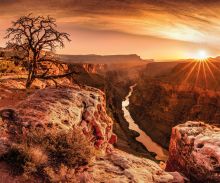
[1,0,220,60]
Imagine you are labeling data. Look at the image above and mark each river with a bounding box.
[122,85,168,161]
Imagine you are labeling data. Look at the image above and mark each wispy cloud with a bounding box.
[1,0,220,44]
[1,0,220,58]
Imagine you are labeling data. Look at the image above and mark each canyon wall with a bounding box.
[67,63,153,158]
[129,79,220,149]
[129,62,220,149]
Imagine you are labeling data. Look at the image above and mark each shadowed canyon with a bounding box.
[1,2,220,181]
[1,50,220,182]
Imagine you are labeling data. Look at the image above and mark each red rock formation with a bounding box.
[82,63,106,73]
[0,84,185,182]
[166,121,220,182]
[0,86,115,155]
[129,79,220,149]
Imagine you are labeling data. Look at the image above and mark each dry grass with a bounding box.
[0,60,22,74]
[1,127,97,182]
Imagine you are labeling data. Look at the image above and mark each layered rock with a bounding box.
[82,63,107,73]
[0,86,116,156]
[166,121,220,182]
[129,79,220,149]
[129,61,220,150]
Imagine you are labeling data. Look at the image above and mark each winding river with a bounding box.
[122,85,168,161]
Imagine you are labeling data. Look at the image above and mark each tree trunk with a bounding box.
[26,76,34,88]
[26,61,35,88]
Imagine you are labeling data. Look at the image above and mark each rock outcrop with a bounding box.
[0,86,116,155]
[0,85,184,182]
[166,121,220,182]
[88,149,183,183]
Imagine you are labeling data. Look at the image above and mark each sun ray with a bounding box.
[204,61,216,81]
[182,62,198,85]
[202,61,207,89]
[173,61,195,85]
[194,61,202,88]
[207,61,220,74]
[207,61,220,88]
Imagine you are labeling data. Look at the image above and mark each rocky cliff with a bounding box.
[0,59,152,159]
[129,62,220,149]
[0,85,115,181]
[0,84,182,182]
[166,121,220,183]
[67,63,153,158]
[0,85,116,153]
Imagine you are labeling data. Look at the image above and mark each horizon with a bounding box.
[57,53,220,62]
[1,45,219,62]
[1,2,220,182]
[1,1,220,60]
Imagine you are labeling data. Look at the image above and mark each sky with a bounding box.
[1,0,220,60]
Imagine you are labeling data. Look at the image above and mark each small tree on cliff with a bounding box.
[5,14,71,88]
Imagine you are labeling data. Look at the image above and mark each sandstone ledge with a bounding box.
[87,149,181,183]
[166,121,220,182]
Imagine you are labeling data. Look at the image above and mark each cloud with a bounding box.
[1,0,220,47]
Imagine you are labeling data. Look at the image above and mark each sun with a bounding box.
[194,50,208,61]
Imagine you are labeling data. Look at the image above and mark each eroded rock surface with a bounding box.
[89,149,181,183]
[0,86,116,155]
[0,86,184,182]
[166,121,220,182]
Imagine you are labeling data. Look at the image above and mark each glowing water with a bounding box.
[122,85,168,161]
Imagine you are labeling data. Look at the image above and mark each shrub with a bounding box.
[1,127,97,182]
[1,145,31,175]
[0,60,21,73]
[46,130,96,168]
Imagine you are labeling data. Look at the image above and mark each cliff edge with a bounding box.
[0,85,182,182]
[166,121,220,182]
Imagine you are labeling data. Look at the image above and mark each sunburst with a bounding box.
[194,50,209,62]
[175,55,220,90]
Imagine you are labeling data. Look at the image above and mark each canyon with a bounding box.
[122,84,168,161]
[129,61,220,149]
[0,72,183,182]
[1,55,220,182]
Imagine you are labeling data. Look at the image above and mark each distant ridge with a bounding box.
[58,54,153,64]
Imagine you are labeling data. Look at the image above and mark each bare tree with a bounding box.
[5,14,72,88]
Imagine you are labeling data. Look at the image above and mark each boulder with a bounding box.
[166,121,220,182]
